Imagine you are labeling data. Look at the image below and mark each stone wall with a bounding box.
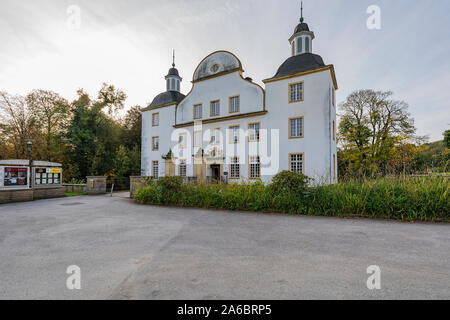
[130,176,151,198]
[0,189,34,204]
[63,184,86,193]
[86,176,107,194]
[33,187,65,200]
[0,187,64,204]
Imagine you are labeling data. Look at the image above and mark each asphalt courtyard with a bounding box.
[0,193,448,300]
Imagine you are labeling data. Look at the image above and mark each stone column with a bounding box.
[130,176,151,198]
[86,176,107,194]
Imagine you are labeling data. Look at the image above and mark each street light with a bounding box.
[26,139,33,188]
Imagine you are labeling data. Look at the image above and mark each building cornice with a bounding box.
[191,68,243,84]
[141,102,178,112]
[263,65,338,90]
[173,110,268,128]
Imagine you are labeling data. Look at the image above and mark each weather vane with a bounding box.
[300,1,304,23]
[172,50,175,68]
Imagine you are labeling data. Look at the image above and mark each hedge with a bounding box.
[134,172,449,222]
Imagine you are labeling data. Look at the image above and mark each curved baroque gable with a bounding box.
[193,51,242,82]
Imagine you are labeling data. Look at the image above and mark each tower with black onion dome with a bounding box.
[289,2,315,56]
[165,50,182,92]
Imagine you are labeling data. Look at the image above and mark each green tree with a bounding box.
[113,145,132,177]
[121,105,142,150]
[67,85,126,179]
[444,130,450,149]
[26,89,69,161]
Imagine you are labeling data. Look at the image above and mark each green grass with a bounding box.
[64,192,86,197]
[134,175,449,222]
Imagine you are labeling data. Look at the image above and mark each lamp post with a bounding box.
[26,139,33,188]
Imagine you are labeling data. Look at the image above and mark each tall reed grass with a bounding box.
[134,175,449,222]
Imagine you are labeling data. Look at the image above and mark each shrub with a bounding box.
[269,170,310,195]
[133,175,449,222]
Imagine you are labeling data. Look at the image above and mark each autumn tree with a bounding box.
[0,91,37,159]
[338,90,416,178]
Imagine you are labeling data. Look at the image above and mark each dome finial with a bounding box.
[300,1,304,23]
[172,49,175,67]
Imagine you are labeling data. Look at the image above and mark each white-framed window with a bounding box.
[152,136,159,151]
[230,157,240,179]
[193,104,202,120]
[152,161,159,179]
[152,113,159,126]
[289,153,304,173]
[210,100,220,117]
[193,130,202,147]
[229,96,240,113]
[248,122,260,142]
[229,125,239,144]
[289,117,304,138]
[178,133,187,149]
[289,81,304,102]
[249,155,260,179]
[179,159,187,177]
[210,128,220,144]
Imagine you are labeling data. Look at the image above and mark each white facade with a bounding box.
[141,16,338,184]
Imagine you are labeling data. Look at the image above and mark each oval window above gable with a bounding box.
[210,64,220,73]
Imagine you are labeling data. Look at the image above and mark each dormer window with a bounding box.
[305,37,310,53]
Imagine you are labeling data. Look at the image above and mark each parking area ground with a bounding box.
[0,193,449,299]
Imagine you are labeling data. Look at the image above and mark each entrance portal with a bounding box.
[210,165,220,182]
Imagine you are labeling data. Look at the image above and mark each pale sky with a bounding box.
[1,0,449,141]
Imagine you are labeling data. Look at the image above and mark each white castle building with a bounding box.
[141,11,338,184]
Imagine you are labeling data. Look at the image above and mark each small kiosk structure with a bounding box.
[32,161,62,189]
[0,160,64,203]
[0,160,30,190]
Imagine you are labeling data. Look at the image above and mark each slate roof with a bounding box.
[167,67,180,77]
[147,91,185,108]
[270,53,325,80]
[293,22,310,34]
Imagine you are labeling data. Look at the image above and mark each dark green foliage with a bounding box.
[269,170,310,195]
[444,130,450,149]
[134,176,449,222]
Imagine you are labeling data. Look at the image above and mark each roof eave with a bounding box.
[262,64,338,90]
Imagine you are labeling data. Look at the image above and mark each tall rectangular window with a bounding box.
[289,117,304,138]
[178,133,187,149]
[230,157,240,179]
[179,159,186,177]
[152,136,159,151]
[152,113,159,126]
[289,81,304,102]
[152,161,159,179]
[297,37,302,53]
[193,104,202,119]
[193,130,202,147]
[210,128,220,144]
[332,87,335,106]
[249,155,261,179]
[289,153,304,173]
[332,120,335,141]
[229,96,240,113]
[248,122,260,142]
[333,154,336,180]
[229,125,239,144]
[210,100,220,117]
